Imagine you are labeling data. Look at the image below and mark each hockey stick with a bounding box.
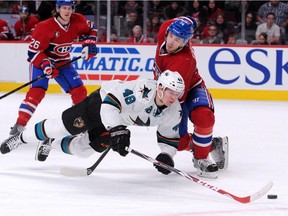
[60,146,111,177]
[0,56,82,100]
[126,147,273,204]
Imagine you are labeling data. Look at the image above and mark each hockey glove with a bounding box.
[40,59,59,79]
[154,153,174,175]
[109,125,130,157]
[81,38,97,62]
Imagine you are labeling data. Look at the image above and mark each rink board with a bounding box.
[0,42,288,101]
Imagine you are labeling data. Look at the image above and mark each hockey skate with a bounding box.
[1,132,25,154]
[36,138,54,162]
[9,123,25,137]
[193,158,218,179]
[210,136,229,170]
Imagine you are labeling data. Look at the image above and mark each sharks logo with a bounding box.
[139,85,151,100]
[73,117,86,128]
[129,116,151,126]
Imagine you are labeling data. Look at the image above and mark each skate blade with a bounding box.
[197,169,218,179]
[222,136,229,170]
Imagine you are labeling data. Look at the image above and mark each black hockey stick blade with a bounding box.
[0,56,82,100]
[126,147,273,204]
[60,146,111,177]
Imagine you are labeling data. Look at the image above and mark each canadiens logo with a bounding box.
[73,117,86,128]
[54,31,60,38]
[54,42,72,56]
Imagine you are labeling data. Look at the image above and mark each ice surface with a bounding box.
[0,92,287,216]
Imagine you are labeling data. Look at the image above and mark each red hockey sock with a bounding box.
[16,88,45,126]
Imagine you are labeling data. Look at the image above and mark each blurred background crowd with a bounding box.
[0,0,288,45]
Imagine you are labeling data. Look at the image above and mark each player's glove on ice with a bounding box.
[40,59,59,79]
[154,153,174,175]
[82,38,97,62]
[109,125,130,156]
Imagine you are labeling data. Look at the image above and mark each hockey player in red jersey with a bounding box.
[153,16,228,178]
[14,5,39,41]
[9,0,97,136]
[0,19,14,40]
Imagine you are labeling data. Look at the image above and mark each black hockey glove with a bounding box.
[109,125,130,157]
[154,153,174,175]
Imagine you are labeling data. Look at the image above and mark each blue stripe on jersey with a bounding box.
[34,120,47,141]
[102,93,122,111]
[157,131,179,148]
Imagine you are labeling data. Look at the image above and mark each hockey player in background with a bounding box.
[0,19,14,40]
[153,16,228,178]
[14,5,39,41]
[1,71,185,166]
[9,0,97,136]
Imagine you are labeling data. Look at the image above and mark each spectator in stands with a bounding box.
[186,0,207,24]
[123,9,142,37]
[147,14,161,43]
[201,23,224,44]
[255,12,281,45]
[110,32,119,43]
[257,0,288,44]
[251,32,270,45]
[226,33,236,44]
[127,25,151,43]
[0,19,14,40]
[206,0,223,24]
[0,1,13,13]
[27,0,54,21]
[148,0,165,22]
[223,1,241,23]
[257,0,288,29]
[215,12,235,43]
[237,11,258,44]
[163,1,185,20]
[123,0,142,18]
[75,1,94,15]
[14,5,39,41]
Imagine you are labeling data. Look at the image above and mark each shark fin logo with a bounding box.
[129,116,151,126]
[73,117,86,128]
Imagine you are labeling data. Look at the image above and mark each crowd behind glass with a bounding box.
[0,0,287,45]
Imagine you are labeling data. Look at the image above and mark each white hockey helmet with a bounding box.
[157,70,185,97]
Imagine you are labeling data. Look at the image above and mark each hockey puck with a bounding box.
[267,194,278,199]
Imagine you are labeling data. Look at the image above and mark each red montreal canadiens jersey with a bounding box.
[153,18,204,102]
[0,19,11,40]
[14,16,39,40]
[28,13,97,68]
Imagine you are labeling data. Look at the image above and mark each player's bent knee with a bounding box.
[25,87,46,105]
[190,106,215,129]
[70,85,87,105]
